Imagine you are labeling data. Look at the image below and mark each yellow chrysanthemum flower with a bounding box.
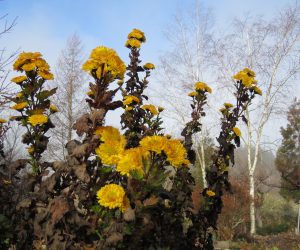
[125,39,141,48]
[188,91,198,97]
[243,68,256,77]
[11,102,28,110]
[11,76,27,84]
[0,118,7,123]
[50,104,59,113]
[163,139,190,167]
[13,52,54,81]
[22,63,36,71]
[82,46,126,82]
[123,95,140,106]
[194,82,212,93]
[140,136,189,167]
[95,138,126,166]
[27,146,34,154]
[224,103,234,108]
[127,28,146,42]
[13,52,42,69]
[233,68,257,88]
[97,184,127,210]
[206,190,216,197]
[13,52,41,71]
[95,126,124,143]
[252,86,262,95]
[28,114,48,126]
[117,147,149,176]
[141,104,158,115]
[143,63,155,70]
[233,127,241,137]
[38,70,54,80]
[35,58,49,69]
[140,135,168,154]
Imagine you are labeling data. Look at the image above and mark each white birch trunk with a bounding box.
[249,171,256,235]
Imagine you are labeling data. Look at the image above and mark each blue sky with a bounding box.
[1,0,295,67]
[1,0,298,146]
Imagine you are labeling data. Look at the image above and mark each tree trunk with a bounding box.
[249,172,256,235]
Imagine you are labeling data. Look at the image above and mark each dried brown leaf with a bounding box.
[49,197,70,224]
[106,232,123,246]
[123,207,135,221]
[73,114,91,136]
[65,140,81,155]
[143,196,159,207]
[90,109,105,126]
[71,143,89,159]
[73,164,90,183]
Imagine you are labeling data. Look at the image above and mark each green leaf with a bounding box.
[99,166,112,174]
[91,204,102,214]
[36,87,57,100]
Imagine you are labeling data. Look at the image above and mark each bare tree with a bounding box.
[213,2,300,235]
[154,1,216,187]
[46,34,86,161]
[0,6,18,111]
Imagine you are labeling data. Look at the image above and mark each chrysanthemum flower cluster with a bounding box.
[125,28,146,48]
[233,67,262,95]
[13,52,54,80]
[94,127,189,181]
[10,52,57,171]
[82,46,126,82]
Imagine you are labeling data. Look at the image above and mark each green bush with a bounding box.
[257,223,290,235]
